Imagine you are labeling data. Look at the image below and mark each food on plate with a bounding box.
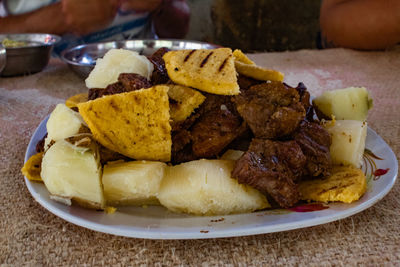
[24,46,374,215]
[2,38,27,48]
[41,134,104,209]
[233,49,284,82]
[187,94,247,159]
[234,61,284,82]
[147,47,170,84]
[65,93,88,109]
[312,87,373,121]
[233,139,304,208]
[103,160,166,206]
[44,103,88,150]
[323,119,367,168]
[158,159,269,215]
[293,120,332,178]
[88,73,153,101]
[167,84,206,123]
[21,152,43,182]
[85,49,154,89]
[78,85,172,162]
[299,166,367,203]
[234,81,306,139]
[163,48,240,95]
[233,49,255,65]
[220,149,244,161]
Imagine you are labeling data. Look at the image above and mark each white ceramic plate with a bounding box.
[24,117,398,239]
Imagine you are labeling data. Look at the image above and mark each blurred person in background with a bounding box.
[320,0,400,50]
[0,0,190,54]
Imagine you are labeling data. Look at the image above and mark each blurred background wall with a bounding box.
[186,0,321,52]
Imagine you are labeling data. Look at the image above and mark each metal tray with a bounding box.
[60,39,219,79]
[0,33,60,77]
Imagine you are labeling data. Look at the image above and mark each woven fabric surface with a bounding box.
[0,48,399,266]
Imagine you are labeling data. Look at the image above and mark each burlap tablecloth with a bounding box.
[0,47,399,266]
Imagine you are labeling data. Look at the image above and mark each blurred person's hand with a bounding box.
[320,0,400,50]
[61,0,119,35]
[0,0,189,39]
[119,0,162,13]
[152,0,190,38]
[119,0,190,38]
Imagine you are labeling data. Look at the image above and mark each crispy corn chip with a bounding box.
[233,49,255,65]
[235,61,284,82]
[21,152,43,182]
[299,166,367,203]
[105,206,117,214]
[65,93,88,109]
[163,48,240,95]
[167,84,206,123]
[78,85,172,162]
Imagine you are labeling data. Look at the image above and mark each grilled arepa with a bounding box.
[78,85,172,162]
[21,152,44,182]
[167,84,206,123]
[65,93,88,109]
[233,49,255,65]
[299,166,367,203]
[163,48,240,95]
[235,61,284,82]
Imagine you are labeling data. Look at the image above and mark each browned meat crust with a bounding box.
[36,133,47,153]
[237,74,262,91]
[232,139,306,208]
[148,47,170,84]
[98,145,130,165]
[88,73,152,100]
[118,73,152,91]
[191,110,247,158]
[171,94,248,161]
[172,129,192,154]
[234,81,306,139]
[292,82,315,121]
[171,143,198,164]
[294,120,332,178]
[190,94,247,158]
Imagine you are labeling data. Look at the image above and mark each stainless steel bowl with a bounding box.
[0,44,5,73]
[60,39,220,79]
[0,33,60,77]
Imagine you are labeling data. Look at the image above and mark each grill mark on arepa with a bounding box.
[184,49,196,62]
[200,51,214,68]
[218,55,230,72]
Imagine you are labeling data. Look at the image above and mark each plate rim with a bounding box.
[24,117,398,239]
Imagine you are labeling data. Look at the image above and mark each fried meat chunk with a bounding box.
[294,120,332,178]
[234,82,306,139]
[237,74,262,91]
[191,108,247,158]
[118,73,152,91]
[88,73,152,100]
[232,138,306,208]
[148,47,170,84]
[190,94,247,158]
[172,94,248,162]
[292,82,315,121]
[172,129,192,154]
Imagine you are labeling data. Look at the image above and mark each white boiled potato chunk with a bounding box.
[41,139,104,209]
[313,87,373,121]
[103,160,166,206]
[85,49,154,89]
[324,120,367,168]
[44,103,86,150]
[158,159,269,215]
